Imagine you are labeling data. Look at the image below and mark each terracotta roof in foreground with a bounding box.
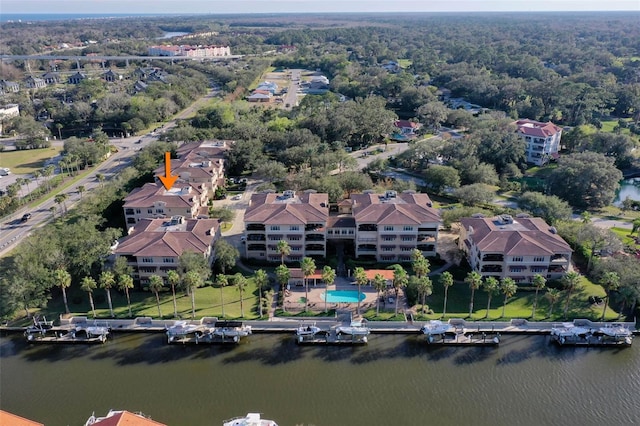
[88,410,166,426]
[515,119,562,138]
[123,182,204,209]
[0,410,44,426]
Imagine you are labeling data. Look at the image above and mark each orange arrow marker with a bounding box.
[158,152,178,190]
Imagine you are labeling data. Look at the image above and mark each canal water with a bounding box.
[614,178,640,206]
[1,333,639,426]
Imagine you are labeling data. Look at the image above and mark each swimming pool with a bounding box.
[322,290,365,303]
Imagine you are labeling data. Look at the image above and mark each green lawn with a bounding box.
[0,146,63,174]
[33,278,267,323]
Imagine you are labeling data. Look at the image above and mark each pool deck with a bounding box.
[284,279,389,313]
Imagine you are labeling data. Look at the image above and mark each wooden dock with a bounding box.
[167,332,244,345]
[25,326,108,344]
[550,335,632,347]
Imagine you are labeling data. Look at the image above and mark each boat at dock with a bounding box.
[421,320,454,343]
[25,321,110,344]
[209,321,252,342]
[421,321,499,346]
[166,321,204,343]
[550,322,632,347]
[296,323,322,337]
[335,319,370,337]
[223,412,278,426]
[166,320,251,344]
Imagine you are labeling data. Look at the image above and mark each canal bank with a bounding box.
[1,331,639,426]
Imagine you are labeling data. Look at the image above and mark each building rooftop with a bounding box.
[115,218,219,258]
[460,215,572,256]
[85,410,166,426]
[352,191,440,225]
[245,191,329,225]
[515,119,562,138]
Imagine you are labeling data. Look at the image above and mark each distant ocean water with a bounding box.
[1,13,172,22]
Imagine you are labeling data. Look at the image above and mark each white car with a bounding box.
[232,194,242,200]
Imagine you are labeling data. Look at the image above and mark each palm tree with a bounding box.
[600,271,620,321]
[148,275,164,318]
[617,285,637,320]
[531,274,546,319]
[372,273,387,317]
[117,274,134,317]
[166,270,181,318]
[53,268,71,314]
[482,276,499,319]
[183,271,202,319]
[54,193,68,214]
[275,264,290,312]
[464,271,482,318]
[500,277,518,318]
[21,178,32,201]
[353,267,368,315]
[392,265,408,315]
[42,165,55,192]
[215,274,229,318]
[98,270,116,317]
[234,273,247,318]
[440,271,454,319]
[300,257,316,313]
[55,122,63,140]
[80,276,98,318]
[32,170,42,187]
[546,288,560,318]
[276,240,291,265]
[411,249,430,278]
[96,173,105,188]
[321,266,336,313]
[59,158,70,177]
[253,269,268,318]
[562,271,582,319]
[77,185,86,199]
[415,276,433,315]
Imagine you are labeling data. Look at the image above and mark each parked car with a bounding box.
[232,194,242,200]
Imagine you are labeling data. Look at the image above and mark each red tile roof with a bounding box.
[460,216,571,256]
[123,182,204,209]
[515,119,562,138]
[395,120,421,129]
[115,218,219,258]
[245,192,329,225]
[352,192,439,225]
[88,410,166,426]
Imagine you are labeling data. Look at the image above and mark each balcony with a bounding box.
[246,224,265,231]
[551,254,569,263]
[306,234,325,242]
[357,244,377,252]
[125,209,135,215]
[248,244,266,251]
[482,254,504,262]
[418,227,438,233]
[358,237,377,243]
[305,244,325,252]
[481,265,503,273]
[417,244,435,252]
[247,235,266,241]
[358,224,378,232]
[305,224,324,232]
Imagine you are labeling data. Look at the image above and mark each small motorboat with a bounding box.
[335,320,370,336]
[296,323,322,337]
[223,412,278,426]
[210,321,252,342]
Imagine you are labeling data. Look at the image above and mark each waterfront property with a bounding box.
[114,216,220,284]
[165,319,252,344]
[0,410,43,426]
[244,190,440,263]
[123,182,210,225]
[459,214,572,283]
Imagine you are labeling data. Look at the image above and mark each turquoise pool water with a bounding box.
[322,290,365,303]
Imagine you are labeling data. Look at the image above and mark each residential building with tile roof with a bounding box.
[350,190,440,262]
[515,119,563,166]
[459,214,572,283]
[244,191,329,262]
[243,190,440,263]
[123,182,209,225]
[153,140,227,197]
[114,217,220,284]
[84,409,166,426]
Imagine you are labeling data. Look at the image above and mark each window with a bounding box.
[290,225,299,231]
[327,230,334,235]
[384,226,394,231]
[290,236,301,241]
[348,230,354,235]
[383,236,395,241]
[533,256,545,262]
[400,247,413,252]
[512,256,523,262]
[142,257,154,263]
[270,226,280,231]
[403,226,414,231]
[156,209,164,214]
[401,236,414,241]
[147,209,153,214]
[135,209,141,214]
[291,246,301,251]
[163,258,174,263]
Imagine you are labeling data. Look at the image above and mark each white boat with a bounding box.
[550,323,591,344]
[296,323,322,336]
[595,324,633,345]
[166,321,202,342]
[81,323,110,342]
[421,320,453,336]
[210,321,252,341]
[223,412,278,426]
[335,320,370,336]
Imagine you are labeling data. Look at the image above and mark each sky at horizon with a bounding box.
[2,0,639,14]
